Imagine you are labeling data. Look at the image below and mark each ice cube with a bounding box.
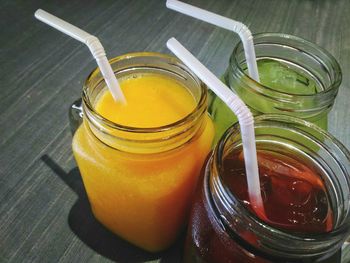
[257,59,318,95]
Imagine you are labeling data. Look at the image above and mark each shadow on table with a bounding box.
[41,155,183,263]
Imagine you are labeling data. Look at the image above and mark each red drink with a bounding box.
[223,150,333,234]
[184,115,350,263]
[184,150,337,263]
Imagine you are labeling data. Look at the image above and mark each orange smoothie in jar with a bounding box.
[72,55,214,252]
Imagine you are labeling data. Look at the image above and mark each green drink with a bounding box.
[209,33,341,143]
[257,59,319,95]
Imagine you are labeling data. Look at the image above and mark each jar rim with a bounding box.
[231,32,342,99]
[82,52,207,134]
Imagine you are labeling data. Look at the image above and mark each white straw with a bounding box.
[167,37,264,212]
[166,0,260,82]
[35,9,126,104]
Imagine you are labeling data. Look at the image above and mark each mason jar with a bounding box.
[209,33,342,143]
[71,52,214,252]
[184,115,350,262]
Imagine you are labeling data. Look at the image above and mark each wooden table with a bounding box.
[1,0,350,262]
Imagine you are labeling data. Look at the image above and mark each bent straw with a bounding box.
[167,37,265,217]
[35,9,126,104]
[166,0,260,82]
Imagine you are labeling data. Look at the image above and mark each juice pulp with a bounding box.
[184,150,333,263]
[72,74,214,252]
[209,59,327,143]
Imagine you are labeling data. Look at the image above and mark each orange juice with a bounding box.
[96,75,196,127]
[72,53,214,252]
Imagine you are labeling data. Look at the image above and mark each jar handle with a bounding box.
[69,98,83,135]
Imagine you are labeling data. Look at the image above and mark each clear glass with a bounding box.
[71,52,214,252]
[209,33,342,143]
[184,115,350,262]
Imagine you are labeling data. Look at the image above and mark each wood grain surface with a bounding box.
[1,0,349,262]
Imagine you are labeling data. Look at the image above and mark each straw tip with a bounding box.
[34,9,44,18]
[166,0,175,8]
[166,37,177,48]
